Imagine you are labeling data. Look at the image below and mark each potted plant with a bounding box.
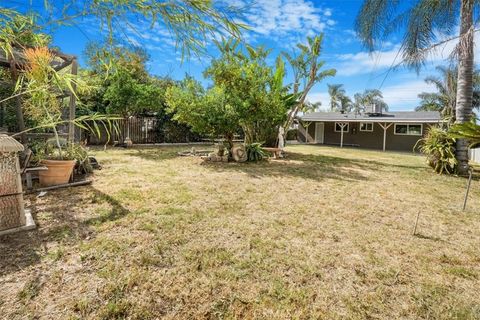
[32,138,92,186]
[15,47,117,186]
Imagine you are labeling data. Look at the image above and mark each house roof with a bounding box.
[300,111,442,123]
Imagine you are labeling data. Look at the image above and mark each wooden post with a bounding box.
[68,58,78,142]
[378,122,392,151]
[9,58,26,143]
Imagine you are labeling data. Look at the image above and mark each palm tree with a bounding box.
[353,93,365,114]
[340,95,353,113]
[363,89,388,111]
[328,84,346,111]
[302,101,321,113]
[416,65,480,124]
[353,89,388,112]
[355,0,475,174]
[280,34,336,139]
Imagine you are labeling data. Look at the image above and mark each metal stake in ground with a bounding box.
[462,169,473,211]
[412,211,421,236]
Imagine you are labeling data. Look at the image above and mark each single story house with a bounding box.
[297,110,442,152]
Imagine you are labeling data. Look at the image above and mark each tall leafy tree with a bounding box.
[204,39,288,145]
[166,40,288,147]
[165,78,239,147]
[355,0,475,174]
[82,44,163,117]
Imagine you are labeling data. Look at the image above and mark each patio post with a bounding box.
[378,122,393,151]
[339,122,348,148]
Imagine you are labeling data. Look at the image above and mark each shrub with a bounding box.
[415,127,457,174]
[246,143,266,162]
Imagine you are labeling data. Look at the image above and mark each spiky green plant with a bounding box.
[415,127,457,174]
[449,118,480,147]
[246,143,266,162]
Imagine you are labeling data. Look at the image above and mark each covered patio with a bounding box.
[298,111,442,152]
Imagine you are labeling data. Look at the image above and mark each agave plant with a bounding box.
[415,127,457,174]
[246,142,266,162]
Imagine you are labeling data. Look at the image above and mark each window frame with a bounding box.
[334,122,350,133]
[359,122,374,132]
[394,123,423,136]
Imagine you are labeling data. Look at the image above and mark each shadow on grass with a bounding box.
[0,185,131,277]
[413,233,444,242]
[199,151,418,182]
[84,190,131,225]
[124,148,189,162]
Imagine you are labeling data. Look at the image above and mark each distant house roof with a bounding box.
[300,111,442,123]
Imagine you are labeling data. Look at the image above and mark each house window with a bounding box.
[360,122,373,132]
[334,122,349,132]
[394,124,423,136]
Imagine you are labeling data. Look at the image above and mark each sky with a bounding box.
[5,0,471,111]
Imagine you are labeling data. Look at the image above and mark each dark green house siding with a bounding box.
[303,121,432,152]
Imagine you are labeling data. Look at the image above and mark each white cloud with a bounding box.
[237,0,334,44]
[335,32,480,77]
[306,92,331,110]
[380,80,436,110]
[306,79,438,112]
[335,45,404,76]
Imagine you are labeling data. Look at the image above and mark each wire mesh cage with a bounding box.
[0,134,26,231]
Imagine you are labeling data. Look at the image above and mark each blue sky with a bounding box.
[6,0,466,111]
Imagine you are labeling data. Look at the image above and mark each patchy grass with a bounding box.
[1,145,480,319]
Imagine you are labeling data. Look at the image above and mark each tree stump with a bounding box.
[232,145,247,162]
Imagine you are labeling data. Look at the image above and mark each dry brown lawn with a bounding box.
[1,145,480,319]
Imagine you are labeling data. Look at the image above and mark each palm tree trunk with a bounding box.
[455,0,475,175]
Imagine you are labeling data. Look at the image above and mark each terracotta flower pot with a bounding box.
[39,159,76,187]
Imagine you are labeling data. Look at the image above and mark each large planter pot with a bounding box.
[39,160,76,187]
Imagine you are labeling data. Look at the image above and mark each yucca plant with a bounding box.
[246,142,266,162]
[415,127,457,174]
